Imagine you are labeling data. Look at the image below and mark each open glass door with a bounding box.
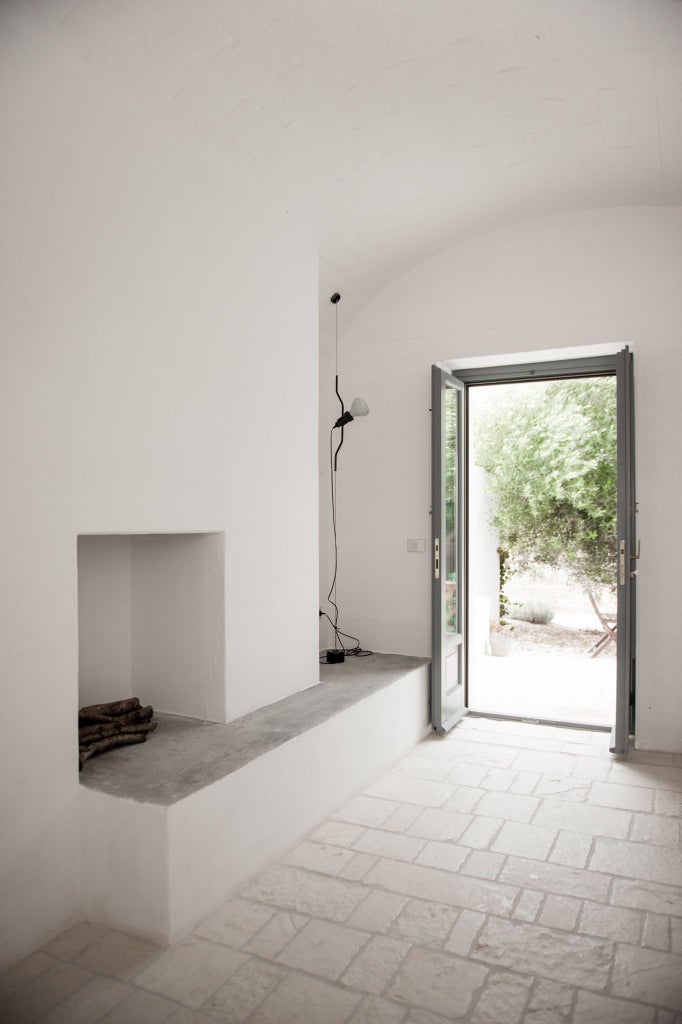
[431,366,467,732]
[611,346,637,755]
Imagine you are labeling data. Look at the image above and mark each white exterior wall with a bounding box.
[0,9,318,966]
[329,207,682,753]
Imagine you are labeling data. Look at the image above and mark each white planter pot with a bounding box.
[489,634,514,657]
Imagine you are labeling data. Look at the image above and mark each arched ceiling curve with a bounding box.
[30,0,682,324]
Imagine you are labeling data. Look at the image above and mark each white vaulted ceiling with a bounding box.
[34,0,682,317]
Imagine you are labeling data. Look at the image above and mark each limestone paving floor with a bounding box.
[3,716,682,1023]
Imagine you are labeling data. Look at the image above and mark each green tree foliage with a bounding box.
[475,378,617,590]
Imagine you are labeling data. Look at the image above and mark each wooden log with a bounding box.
[79,731,147,770]
[78,697,141,724]
[78,707,154,741]
[79,720,157,744]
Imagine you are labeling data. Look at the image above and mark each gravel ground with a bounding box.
[506,617,615,657]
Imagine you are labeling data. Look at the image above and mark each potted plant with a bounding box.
[489,548,515,657]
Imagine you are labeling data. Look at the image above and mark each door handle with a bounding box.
[434,538,440,580]
[619,540,625,586]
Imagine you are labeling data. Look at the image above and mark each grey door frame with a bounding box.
[448,351,635,750]
[431,365,468,733]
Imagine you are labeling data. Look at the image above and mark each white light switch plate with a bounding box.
[407,539,426,553]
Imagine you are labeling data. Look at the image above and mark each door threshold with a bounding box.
[466,709,612,733]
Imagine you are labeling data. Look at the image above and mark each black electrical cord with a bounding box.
[321,427,372,662]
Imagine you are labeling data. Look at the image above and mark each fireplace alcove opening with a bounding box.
[77,532,226,724]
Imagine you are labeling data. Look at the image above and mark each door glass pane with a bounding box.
[444,387,460,707]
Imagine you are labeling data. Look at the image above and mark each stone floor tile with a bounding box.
[460,850,504,881]
[471,917,612,989]
[0,962,91,1023]
[538,895,581,931]
[0,952,59,998]
[631,813,680,847]
[643,913,672,951]
[98,988,179,1024]
[334,795,402,828]
[406,807,472,842]
[403,1010,451,1024]
[571,756,612,782]
[241,865,367,922]
[655,1010,682,1024]
[589,780,654,812]
[631,750,675,766]
[201,958,287,1023]
[364,774,453,808]
[281,840,358,876]
[447,763,490,787]
[347,891,409,934]
[499,856,611,901]
[341,935,410,995]
[655,790,682,817]
[414,840,469,874]
[73,930,160,980]
[381,804,423,834]
[578,900,642,943]
[609,763,682,792]
[469,970,532,1023]
[348,995,408,1024]
[310,820,366,847]
[491,820,556,860]
[479,768,517,792]
[353,828,426,863]
[242,911,308,959]
[394,755,453,782]
[475,791,539,823]
[135,939,247,1009]
[573,990,656,1023]
[532,799,631,838]
[275,919,368,980]
[526,979,573,1021]
[671,918,682,954]
[39,923,111,963]
[386,947,487,1018]
[165,1010,216,1024]
[442,786,486,814]
[534,775,590,802]
[250,971,361,1024]
[448,743,518,768]
[511,751,578,776]
[591,838,682,886]
[443,910,485,956]
[39,975,130,1023]
[364,859,518,915]
[339,852,379,881]
[510,771,541,795]
[612,878,682,917]
[458,816,503,849]
[512,889,543,922]
[194,898,276,949]
[390,899,459,948]
[612,944,682,1011]
[549,830,593,868]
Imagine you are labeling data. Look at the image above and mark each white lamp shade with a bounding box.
[349,397,369,418]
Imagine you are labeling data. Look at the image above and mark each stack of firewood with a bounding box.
[78,697,157,771]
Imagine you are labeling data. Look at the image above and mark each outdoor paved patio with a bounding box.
[468,651,616,727]
[2,715,681,1022]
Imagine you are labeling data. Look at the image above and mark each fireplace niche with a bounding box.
[77,532,226,723]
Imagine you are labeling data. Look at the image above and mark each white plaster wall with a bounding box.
[329,207,682,752]
[166,665,430,940]
[132,534,226,723]
[0,7,318,966]
[78,536,133,707]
